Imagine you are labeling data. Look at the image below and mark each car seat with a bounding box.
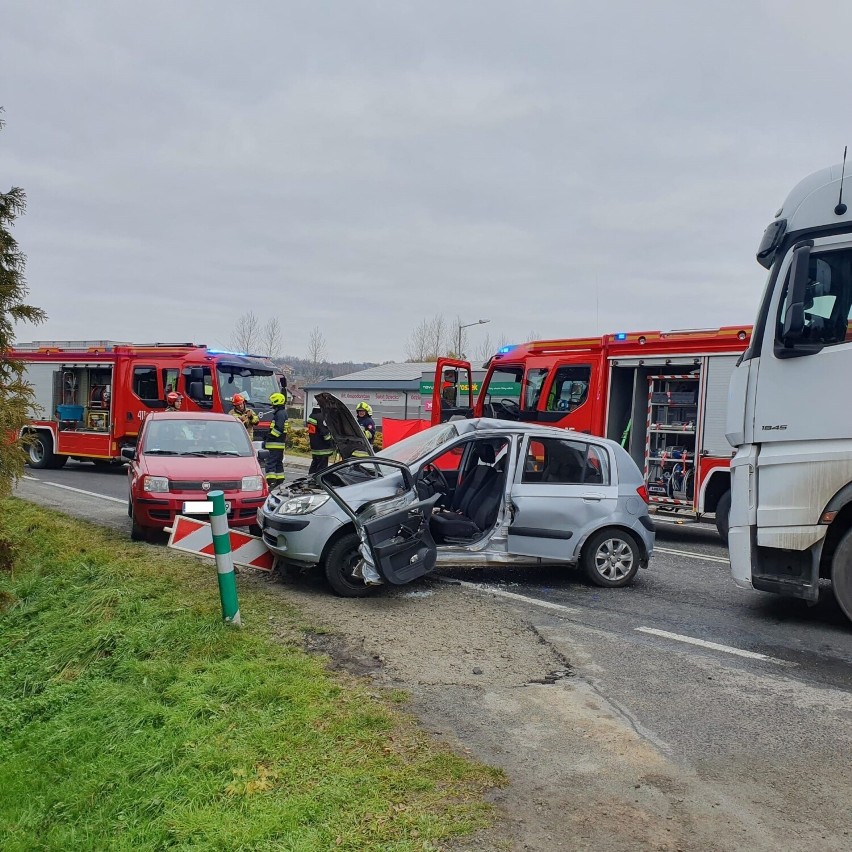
[431,443,503,540]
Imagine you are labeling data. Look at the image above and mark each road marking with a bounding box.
[656,546,729,564]
[636,626,780,662]
[459,582,579,614]
[24,480,126,505]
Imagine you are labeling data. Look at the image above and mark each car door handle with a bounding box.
[582,494,603,502]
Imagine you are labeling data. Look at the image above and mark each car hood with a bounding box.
[139,454,262,480]
[316,392,373,459]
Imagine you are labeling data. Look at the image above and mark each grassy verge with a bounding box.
[0,499,503,851]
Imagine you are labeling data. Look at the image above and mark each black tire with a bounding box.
[26,433,53,469]
[323,532,375,598]
[715,490,731,545]
[831,527,852,624]
[127,498,133,518]
[581,528,641,588]
[130,506,149,542]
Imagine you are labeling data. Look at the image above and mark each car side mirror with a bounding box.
[121,447,136,461]
[781,243,812,344]
[256,448,270,462]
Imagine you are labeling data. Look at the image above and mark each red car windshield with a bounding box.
[143,418,253,457]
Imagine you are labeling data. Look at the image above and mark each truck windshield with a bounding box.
[217,367,279,408]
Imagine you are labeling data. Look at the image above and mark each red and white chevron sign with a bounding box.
[167,515,275,572]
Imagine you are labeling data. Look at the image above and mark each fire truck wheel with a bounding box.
[581,529,641,587]
[831,528,852,623]
[26,432,66,469]
[323,532,376,598]
[715,490,731,545]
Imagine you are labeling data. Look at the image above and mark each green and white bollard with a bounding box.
[209,490,242,627]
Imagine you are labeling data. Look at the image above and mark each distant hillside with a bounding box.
[272,356,380,384]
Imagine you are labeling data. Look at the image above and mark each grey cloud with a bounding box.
[3,1,852,360]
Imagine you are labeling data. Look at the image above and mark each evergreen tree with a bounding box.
[0,109,47,495]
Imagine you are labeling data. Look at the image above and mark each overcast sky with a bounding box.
[3,1,852,363]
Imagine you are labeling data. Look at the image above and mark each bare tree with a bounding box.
[428,314,448,359]
[475,332,494,364]
[306,326,328,380]
[405,313,450,362]
[231,311,261,353]
[526,329,541,342]
[261,317,283,360]
[405,317,433,362]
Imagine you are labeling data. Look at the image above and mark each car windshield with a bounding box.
[377,423,459,465]
[143,418,254,456]
[216,366,279,407]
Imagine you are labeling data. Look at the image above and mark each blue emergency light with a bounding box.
[497,344,516,355]
[614,333,627,341]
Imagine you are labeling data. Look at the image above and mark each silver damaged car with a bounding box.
[258,393,655,596]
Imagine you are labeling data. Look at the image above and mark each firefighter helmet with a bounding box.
[166,391,181,406]
[232,393,246,406]
[356,401,372,416]
[269,392,286,406]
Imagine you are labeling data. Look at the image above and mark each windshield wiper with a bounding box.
[194,450,242,456]
[179,451,207,457]
[144,449,179,455]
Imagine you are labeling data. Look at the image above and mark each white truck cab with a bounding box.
[727,162,852,621]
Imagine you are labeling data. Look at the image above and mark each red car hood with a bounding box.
[140,454,263,481]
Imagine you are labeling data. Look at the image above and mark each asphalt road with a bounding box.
[13,460,852,845]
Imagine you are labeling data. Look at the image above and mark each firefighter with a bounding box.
[229,393,259,440]
[165,391,183,412]
[307,406,334,474]
[355,401,376,454]
[264,391,288,486]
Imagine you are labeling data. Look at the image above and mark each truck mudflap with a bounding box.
[751,535,824,603]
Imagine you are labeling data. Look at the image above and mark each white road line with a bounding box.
[459,582,579,614]
[24,479,126,505]
[636,626,780,662]
[656,546,729,564]
[23,475,39,481]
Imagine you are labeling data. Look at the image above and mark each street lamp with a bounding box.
[457,319,490,358]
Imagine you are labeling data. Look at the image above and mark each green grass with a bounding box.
[0,499,503,851]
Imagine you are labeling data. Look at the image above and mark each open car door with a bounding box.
[431,357,474,425]
[315,458,439,585]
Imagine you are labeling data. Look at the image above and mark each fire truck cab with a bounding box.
[15,340,281,469]
[426,327,750,537]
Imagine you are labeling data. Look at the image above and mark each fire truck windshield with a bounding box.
[216,366,278,407]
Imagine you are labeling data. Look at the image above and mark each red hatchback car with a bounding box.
[124,411,269,540]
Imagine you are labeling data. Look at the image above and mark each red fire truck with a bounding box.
[13,340,282,469]
[385,327,751,538]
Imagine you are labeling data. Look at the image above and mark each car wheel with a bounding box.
[715,490,731,545]
[127,497,133,518]
[831,528,852,623]
[26,433,53,469]
[130,507,149,542]
[582,529,641,588]
[323,532,375,598]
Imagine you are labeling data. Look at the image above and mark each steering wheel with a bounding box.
[556,398,571,412]
[421,463,449,495]
[499,398,521,418]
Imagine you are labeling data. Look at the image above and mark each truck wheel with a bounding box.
[715,490,732,545]
[323,532,375,598]
[581,529,641,587]
[26,433,54,469]
[831,528,852,623]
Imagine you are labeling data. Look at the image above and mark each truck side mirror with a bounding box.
[781,243,812,344]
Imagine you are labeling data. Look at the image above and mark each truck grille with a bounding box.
[169,480,241,492]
